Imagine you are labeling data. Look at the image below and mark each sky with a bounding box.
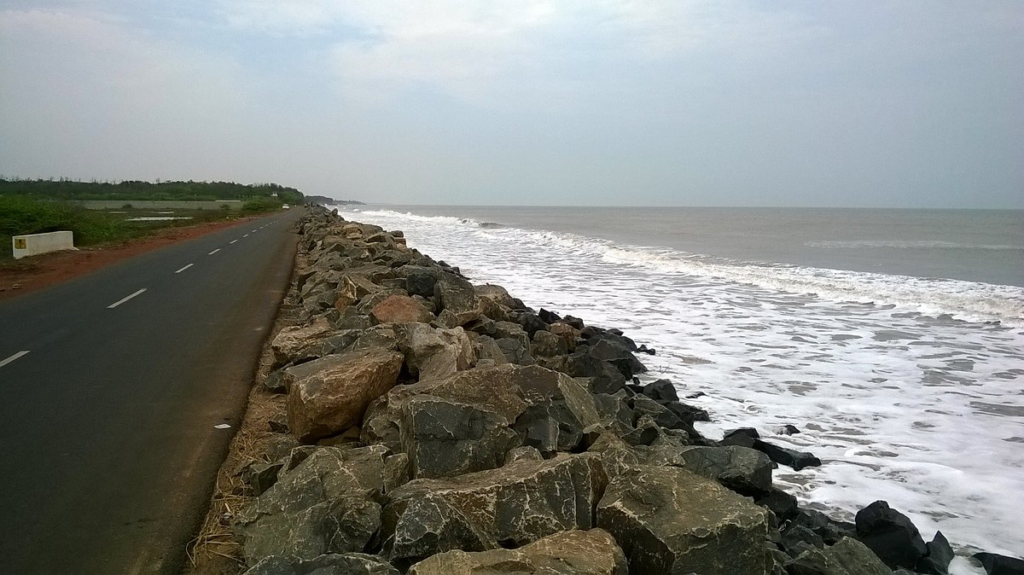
[1,1,1022,208]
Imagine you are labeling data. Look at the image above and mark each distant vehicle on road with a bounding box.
[282,204,290,209]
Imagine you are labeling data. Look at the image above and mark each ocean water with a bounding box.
[335,205,1024,559]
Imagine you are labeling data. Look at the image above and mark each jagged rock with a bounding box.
[531,329,568,357]
[235,446,389,564]
[474,284,517,308]
[398,323,475,382]
[588,339,646,379]
[401,395,519,478]
[513,400,585,454]
[757,486,800,522]
[785,537,892,575]
[470,334,509,366]
[662,400,710,425]
[755,440,822,471]
[721,427,760,449]
[242,461,285,496]
[516,312,549,338]
[433,273,479,326]
[505,446,544,464]
[243,553,399,575]
[855,500,928,570]
[382,453,607,566]
[791,509,857,546]
[675,445,773,497]
[407,529,628,575]
[405,268,439,298]
[270,317,335,368]
[383,453,411,494]
[629,395,700,438]
[548,322,581,352]
[364,365,600,477]
[917,531,953,575]
[973,552,1024,575]
[287,342,404,442]
[336,274,381,311]
[586,431,644,478]
[782,523,825,557]
[566,348,627,394]
[370,294,433,325]
[642,379,679,402]
[496,336,536,365]
[597,465,769,574]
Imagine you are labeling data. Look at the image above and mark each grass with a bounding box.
[0,196,258,261]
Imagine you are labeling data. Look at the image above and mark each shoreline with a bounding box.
[191,206,1019,575]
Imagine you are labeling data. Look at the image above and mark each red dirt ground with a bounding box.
[0,215,272,301]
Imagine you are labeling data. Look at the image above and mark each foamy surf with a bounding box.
[342,206,1024,556]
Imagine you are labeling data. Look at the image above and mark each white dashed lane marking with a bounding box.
[208,249,220,255]
[0,351,30,368]
[175,263,194,274]
[108,289,146,309]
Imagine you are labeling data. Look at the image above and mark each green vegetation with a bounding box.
[0,177,304,206]
[0,178,304,260]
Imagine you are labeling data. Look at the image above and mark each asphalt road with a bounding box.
[0,208,303,574]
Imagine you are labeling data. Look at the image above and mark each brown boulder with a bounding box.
[371,295,434,324]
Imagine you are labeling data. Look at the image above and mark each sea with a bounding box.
[331,205,1024,562]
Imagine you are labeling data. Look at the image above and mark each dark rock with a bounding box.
[589,339,646,379]
[537,308,562,323]
[917,531,953,575]
[242,461,285,497]
[785,537,892,575]
[382,453,607,566]
[637,344,656,355]
[781,424,802,435]
[642,379,679,402]
[757,487,800,522]
[792,509,857,546]
[755,440,822,471]
[676,445,774,497]
[243,553,399,575]
[235,446,389,564]
[407,529,628,575]
[401,395,519,479]
[433,273,480,326]
[505,445,544,464]
[405,268,438,298]
[264,370,288,394]
[562,315,585,329]
[268,413,289,434]
[496,336,536,366]
[597,465,769,574]
[513,400,584,455]
[517,312,550,338]
[973,552,1024,575]
[855,500,928,570]
[531,329,568,357]
[663,400,711,425]
[566,348,626,394]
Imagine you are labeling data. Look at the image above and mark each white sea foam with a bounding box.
[341,206,1024,556]
[806,240,1024,250]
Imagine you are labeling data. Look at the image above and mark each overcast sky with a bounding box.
[1,1,1021,208]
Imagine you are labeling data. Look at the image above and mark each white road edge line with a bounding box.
[230,240,237,244]
[108,288,147,309]
[208,248,220,255]
[175,263,194,274]
[0,351,30,368]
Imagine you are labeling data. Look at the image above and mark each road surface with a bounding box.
[0,209,303,574]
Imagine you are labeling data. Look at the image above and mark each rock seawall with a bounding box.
[227,206,1021,575]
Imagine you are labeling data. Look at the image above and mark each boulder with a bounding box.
[405,268,439,298]
[470,334,509,366]
[381,453,607,566]
[790,509,857,546]
[400,395,519,478]
[566,348,627,394]
[371,295,433,324]
[663,400,711,425]
[287,343,404,442]
[675,445,773,497]
[756,486,800,522]
[407,529,627,575]
[496,336,536,366]
[433,273,479,326]
[855,500,928,570]
[336,274,381,310]
[588,339,646,379]
[548,322,581,352]
[270,317,335,368]
[531,329,568,357]
[754,439,822,471]
[642,379,679,402]
[720,427,760,449]
[243,553,399,575]
[785,537,892,575]
[916,531,953,575]
[973,552,1024,575]
[235,446,389,564]
[516,312,550,338]
[474,284,517,308]
[398,323,475,382]
[513,400,584,455]
[597,465,769,574]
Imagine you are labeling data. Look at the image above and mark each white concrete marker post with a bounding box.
[12,231,75,259]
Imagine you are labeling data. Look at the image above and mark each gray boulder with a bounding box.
[382,453,607,566]
[243,553,399,575]
[675,445,774,497]
[397,323,475,382]
[532,329,568,357]
[433,273,479,326]
[270,317,335,368]
[597,465,769,574]
[496,336,536,366]
[786,537,892,575]
[407,529,627,575]
[287,342,404,442]
[235,446,389,564]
